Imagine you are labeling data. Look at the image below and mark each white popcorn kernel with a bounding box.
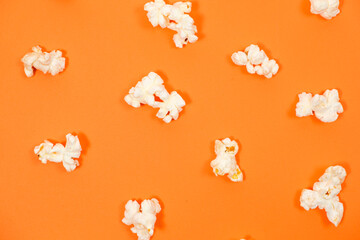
[310,0,340,20]
[231,51,248,66]
[210,138,243,182]
[21,46,65,77]
[122,198,161,240]
[144,0,170,28]
[295,89,343,123]
[154,91,186,123]
[144,0,198,48]
[296,92,314,117]
[125,72,186,123]
[300,165,346,227]
[231,44,279,78]
[125,72,166,108]
[34,133,81,172]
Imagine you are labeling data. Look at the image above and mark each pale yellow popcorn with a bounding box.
[232,44,279,78]
[122,198,161,240]
[21,46,65,77]
[300,165,346,227]
[210,138,243,182]
[34,134,82,172]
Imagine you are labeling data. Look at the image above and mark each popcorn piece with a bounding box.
[300,165,346,227]
[295,89,343,122]
[144,0,198,48]
[310,0,340,20]
[154,91,186,123]
[231,44,279,78]
[296,92,313,117]
[21,46,65,77]
[125,72,186,123]
[122,198,161,240]
[34,133,81,172]
[210,138,243,182]
[125,72,166,108]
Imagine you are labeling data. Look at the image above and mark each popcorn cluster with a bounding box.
[122,198,162,240]
[125,72,186,123]
[310,0,340,19]
[21,46,66,77]
[34,133,82,172]
[231,44,279,78]
[210,138,243,182]
[296,89,343,123]
[300,165,346,227]
[144,0,198,48]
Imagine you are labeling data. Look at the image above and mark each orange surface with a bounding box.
[0,0,360,239]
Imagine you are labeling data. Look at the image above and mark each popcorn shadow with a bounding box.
[76,132,90,168]
[300,0,312,17]
[287,95,298,119]
[135,5,151,29]
[60,48,69,74]
[257,43,279,63]
[230,235,253,240]
[191,1,205,40]
[152,196,166,229]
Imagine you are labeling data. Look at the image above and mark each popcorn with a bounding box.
[122,198,161,240]
[154,91,186,123]
[124,72,166,108]
[210,138,243,182]
[300,165,346,227]
[231,45,279,78]
[21,46,65,77]
[144,0,198,48]
[34,133,82,172]
[310,0,340,20]
[125,72,186,123]
[295,89,343,122]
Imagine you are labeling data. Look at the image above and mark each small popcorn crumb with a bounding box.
[296,89,343,123]
[144,0,198,48]
[231,44,279,78]
[300,165,346,227]
[210,138,243,182]
[122,198,161,240]
[310,0,340,19]
[34,134,82,172]
[125,72,186,123]
[21,46,65,77]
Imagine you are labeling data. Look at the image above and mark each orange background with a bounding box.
[0,0,360,239]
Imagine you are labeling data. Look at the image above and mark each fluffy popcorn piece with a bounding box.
[154,91,186,123]
[144,0,198,48]
[34,134,81,172]
[312,89,344,123]
[310,0,340,20]
[125,72,166,108]
[300,165,346,227]
[296,92,314,117]
[21,46,65,77]
[231,44,279,78]
[210,138,243,182]
[122,198,161,240]
[295,89,343,122]
[125,72,186,123]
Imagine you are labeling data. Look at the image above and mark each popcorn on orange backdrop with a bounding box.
[210,138,243,182]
